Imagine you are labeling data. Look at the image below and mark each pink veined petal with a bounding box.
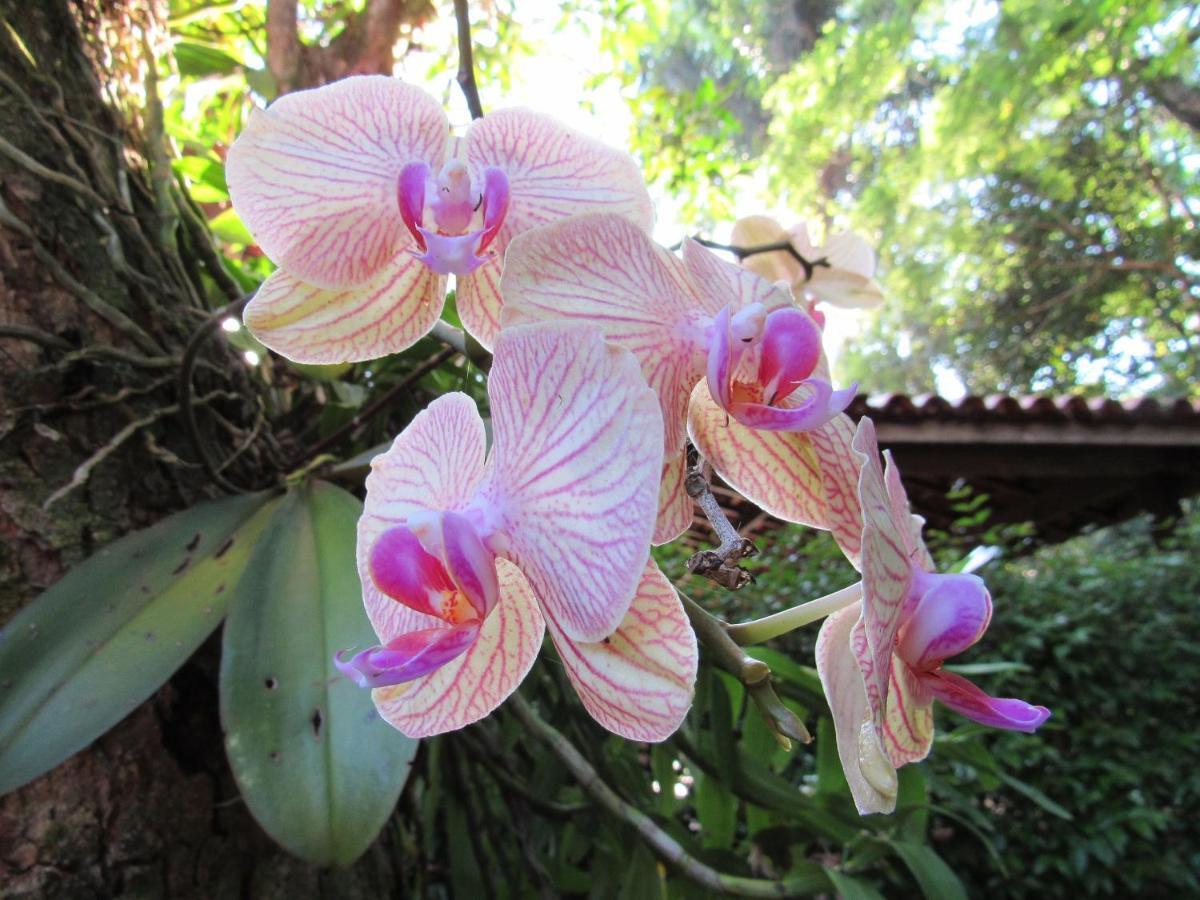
[730,215,802,287]
[922,669,1051,733]
[882,450,920,559]
[758,308,823,402]
[688,380,828,529]
[456,255,505,351]
[370,560,545,738]
[681,239,795,315]
[653,451,693,546]
[359,393,487,640]
[880,657,936,766]
[335,622,479,688]
[728,380,856,433]
[545,561,698,741]
[898,573,992,670]
[368,525,459,619]
[243,252,446,364]
[482,322,664,642]
[461,109,653,348]
[810,414,864,568]
[500,214,705,455]
[227,76,449,290]
[857,522,912,737]
[854,418,913,737]
[815,602,899,815]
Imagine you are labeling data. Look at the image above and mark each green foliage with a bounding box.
[221,481,418,866]
[928,507,1200,896]
[0,492,278,795]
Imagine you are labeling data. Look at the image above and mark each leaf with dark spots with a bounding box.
[215,536,235,559]
[171,557,191,575]
[0,491,278,796]
[310,708,324,739]
[185,533,201,552]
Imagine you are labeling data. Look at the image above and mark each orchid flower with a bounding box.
[815,417,1050,814]
[335,322,697,740]
[730,215,885,313]
[499,213,856,545]
[226,76,652,363]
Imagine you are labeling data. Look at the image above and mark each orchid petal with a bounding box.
[461,109,653,347]
[478,166,510,252]
[810,415,864,567]
[335,623,478,688]
[483,322,663,642]
[371,560,544,737]
[922,669,1051,733]
[368,525,459,620]
[500,214,704,455]
[456,257,505,350]
[688,380,828,529]
[397,161,430,248]
[653,451,692,546]
[815,601,898,815]
[681,239,795,315]
[359,393,487,640]
[881,450,928,563]
[441,510,500,620]
[807,268,886,310]
[758,308,823,401]
[880,657,936,766]
[728,380,856,433]
[546,561,697,741]
[705,305,736,410]
[853,417,914,735]
[243,253,445,363]
[730,215,802,287]
[413,227,486,276]
[227,76,449,289]
[898,573,992,670]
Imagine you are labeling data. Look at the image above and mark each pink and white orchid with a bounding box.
[500,213,856,545]
[226,76,652,363]
[731,215,885,313]
[336,322,697,741]
[815,417,1050,814]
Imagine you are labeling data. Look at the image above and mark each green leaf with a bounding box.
[220,481,418,866]
[695,771,738,849]
[209,207,254,245]
[0,492,276,795]
[816,716,849,797]
[889,842,969,900]
[174,41,243,77]
[825,868,886,900]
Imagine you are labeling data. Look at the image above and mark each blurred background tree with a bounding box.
[590,0,1199,398]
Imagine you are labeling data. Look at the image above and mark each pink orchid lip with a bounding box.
[705,302,854,433]
[334,622,480,688]
[898,571,993,671]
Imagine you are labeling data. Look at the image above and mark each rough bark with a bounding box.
[0,1,410,895]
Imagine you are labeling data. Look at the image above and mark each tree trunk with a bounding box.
[0,1,410,895]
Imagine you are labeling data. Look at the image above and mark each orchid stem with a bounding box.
[679,591,810,748]
[685,462,757,590]
[508,694,827,897]
[453,0,484,120]
[688,236,830,282]
[726,581,862,646]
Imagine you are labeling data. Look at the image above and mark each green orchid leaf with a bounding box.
[0,491,278,796]
[220,481,418,866]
